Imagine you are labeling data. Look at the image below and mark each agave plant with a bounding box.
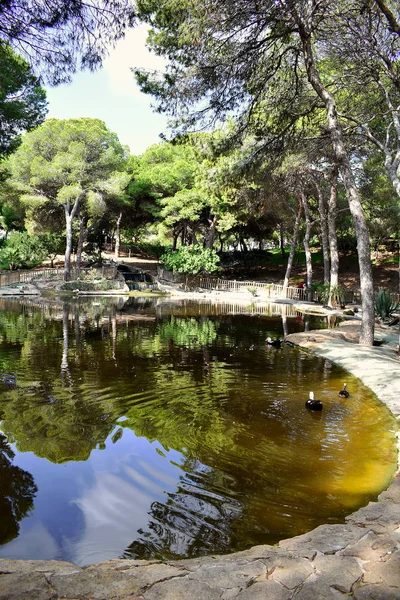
[374,288,400,321]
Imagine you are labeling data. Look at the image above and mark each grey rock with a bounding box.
[379,477,400,504]
[50,563,184,599]
[0,572,55,600]
[187,559,267,589]
[143,577,221,600]
[235,580,291,600]
[363,550,400,588]
[312,555,363,592]
[291,578,351,599]
[279,524,366,557]
[346,502,400,533]
[339,531,398,562]
[269,556,314,589]
[0,559,80,576]
[49,569,135,599]
[353,584,400,600]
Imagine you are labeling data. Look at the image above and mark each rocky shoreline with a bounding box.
[0,313,399,599]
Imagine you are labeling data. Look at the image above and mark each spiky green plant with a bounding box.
[374,288,400,320]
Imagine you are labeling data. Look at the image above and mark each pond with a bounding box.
[0,296,397,566]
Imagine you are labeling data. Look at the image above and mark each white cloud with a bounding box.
[104,25,166,99]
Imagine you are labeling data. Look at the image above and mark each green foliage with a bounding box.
[0,44,47,157]
[38,232,65,260]
[374,288,400,321]
[160,244,221,274]
[330,285,345,307]
[8,118,128,278]
[247,286,258,296]
[9,118,127,196]
[0,434,37,544]
[158,316,218,347]
[0,231,47,269]
[311,283,345,307]
[0,204,24,234]
[311,283,330,304]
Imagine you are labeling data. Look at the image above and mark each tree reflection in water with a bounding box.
[0,434,37,544]
[0,297,396,564]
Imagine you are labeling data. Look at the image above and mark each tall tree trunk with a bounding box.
[300,31,374,345]
[327,166,340,307]
[64,213,74,282]
[281,314,288,339]
[61,303,69,375]
[111,311,117,364]
[204,214,218,249]
[115,211,122,259]
[172,228,180,251]
[301,191,313,300]
[63,197,80,282]
[218,232,224,253]
[283,201,302,291]
[279,223,285,257]
[239,235,247,252]
[76,214,86,278]
[314,179,330,285]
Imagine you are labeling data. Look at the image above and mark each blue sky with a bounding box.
[45,26,169,156]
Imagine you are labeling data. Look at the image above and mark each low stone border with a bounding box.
[0,323,399,599]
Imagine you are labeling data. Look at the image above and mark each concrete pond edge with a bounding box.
[0,313,400,599]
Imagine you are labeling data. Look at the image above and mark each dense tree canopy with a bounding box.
[7,118,129,279]
[0,0,136,84]
[0,44,47,157]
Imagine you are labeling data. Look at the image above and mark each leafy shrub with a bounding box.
[311,282,345,307]
[160,245,221,275]
[374,288,400,320]
[247,286,258,296]
[0,232,47,269]
[311,282,330,304]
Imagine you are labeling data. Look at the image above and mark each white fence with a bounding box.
[0,266,118,288]
[157,267,366,303]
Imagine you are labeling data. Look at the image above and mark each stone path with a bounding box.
[0,321,399,599]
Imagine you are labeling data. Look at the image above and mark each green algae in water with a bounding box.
[0,297,397,565]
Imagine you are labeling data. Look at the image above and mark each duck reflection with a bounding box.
[0,433,37,544]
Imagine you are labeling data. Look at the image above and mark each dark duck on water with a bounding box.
[339,383,349,398]
[305,391,323,411]
[266,337,283,348]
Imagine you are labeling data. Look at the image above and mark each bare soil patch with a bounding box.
[223,257,399,292]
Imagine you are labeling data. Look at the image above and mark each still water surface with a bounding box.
[0,296,397,566]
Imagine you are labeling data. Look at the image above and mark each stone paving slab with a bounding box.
[0,323,399,599]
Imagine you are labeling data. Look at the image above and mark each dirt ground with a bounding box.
[219,257,400,292]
